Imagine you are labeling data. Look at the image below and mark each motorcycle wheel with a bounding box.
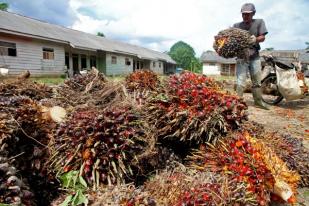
[261,75,284,105]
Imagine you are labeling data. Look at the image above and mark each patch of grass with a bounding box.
[30,77,65,85]
[209,75,235,82]
[304,190,309,197]
[106,75,125,82]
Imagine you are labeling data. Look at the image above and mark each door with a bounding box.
[72,54,79,74]
[133,60,136,71]
[65,52,70,69]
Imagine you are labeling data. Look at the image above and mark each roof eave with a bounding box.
[0,28,68,45]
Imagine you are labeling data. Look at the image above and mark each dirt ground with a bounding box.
[243,93,309,206]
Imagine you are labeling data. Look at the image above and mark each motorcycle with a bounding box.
[260,55,309,105]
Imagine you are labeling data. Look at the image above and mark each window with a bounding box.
[221,64,230,75]
[81,55,87,69]
[153,61,156,67]
[0,41,17,57]
[159,62,161,68]
[90,56,97,68]
[125,58,131,66]
[43,48,54,59]
[111,56,117,64]
[209,63,216,66]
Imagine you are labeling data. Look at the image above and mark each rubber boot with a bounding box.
[236,85,244,97]
[252,87,270,110]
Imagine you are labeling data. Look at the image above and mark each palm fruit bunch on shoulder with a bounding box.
[0,77,52,101]
[144,71,247,146]
[213,27,252,58]
[47,105,150,187]
[189,133,275,206]
[0,156,35,206]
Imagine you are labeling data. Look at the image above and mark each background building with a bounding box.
[200,51,236,76]
[0,10,176,76]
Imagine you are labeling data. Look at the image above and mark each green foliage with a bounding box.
[265,47,274,51]
[97,32,105,37]
[0,3,8,11]
[60,74,67,78]
[168,41,202,73]
[59,171,88,206]
[30,77,65,85]
[190,57,203,73]
[169,41,196,69]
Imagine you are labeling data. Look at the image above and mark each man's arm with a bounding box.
[256,35,265,43]
[256,19,267,43]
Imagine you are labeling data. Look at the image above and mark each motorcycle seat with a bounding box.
[274,60,294,70]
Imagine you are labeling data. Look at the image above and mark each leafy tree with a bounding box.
[169,41,202,72]
[190,57,203,73]
[97,32,105,37]
[306,42,309,49]
[0,2,8,11]
[265,47,274,51]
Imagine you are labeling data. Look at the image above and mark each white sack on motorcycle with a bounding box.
[275,65,303,101]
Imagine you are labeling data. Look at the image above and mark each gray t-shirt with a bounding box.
[233,19,268,51]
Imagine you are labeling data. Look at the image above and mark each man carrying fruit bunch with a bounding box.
[233,3,269,110]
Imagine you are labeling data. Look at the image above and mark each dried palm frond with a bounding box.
[82,165,254,206]
[53,70,127,109]
[0,76,53,100]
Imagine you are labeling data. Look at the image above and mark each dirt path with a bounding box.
[243,94,309,205]
[244,94,309,148]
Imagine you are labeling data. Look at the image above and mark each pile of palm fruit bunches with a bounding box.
[0,69,308,206]
[213,27,252,59]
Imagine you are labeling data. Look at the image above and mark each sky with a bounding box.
[3,0,309,57]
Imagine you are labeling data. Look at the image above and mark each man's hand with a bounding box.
[249,35,257,45]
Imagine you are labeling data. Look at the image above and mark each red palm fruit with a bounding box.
[82,149,91,160]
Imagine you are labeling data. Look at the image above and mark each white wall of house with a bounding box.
[202,62,220,75]
[0,35,65,76]
[0,34,174,76]
[150,60,163,74]
[105,53,133,75]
